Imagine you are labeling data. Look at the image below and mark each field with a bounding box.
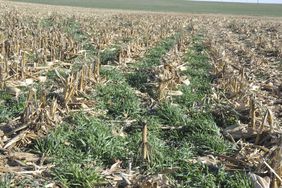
[10,0,282,17]
[0,0,282,188]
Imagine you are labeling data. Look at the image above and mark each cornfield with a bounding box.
[0,1,281,187]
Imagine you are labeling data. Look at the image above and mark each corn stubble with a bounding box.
[207,18,282,187]
[0,6,195,185]
[0,2,281,187]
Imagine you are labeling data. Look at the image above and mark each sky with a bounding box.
[193,0,282,4]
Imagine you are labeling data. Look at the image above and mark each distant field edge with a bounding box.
[7,0,282,17]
